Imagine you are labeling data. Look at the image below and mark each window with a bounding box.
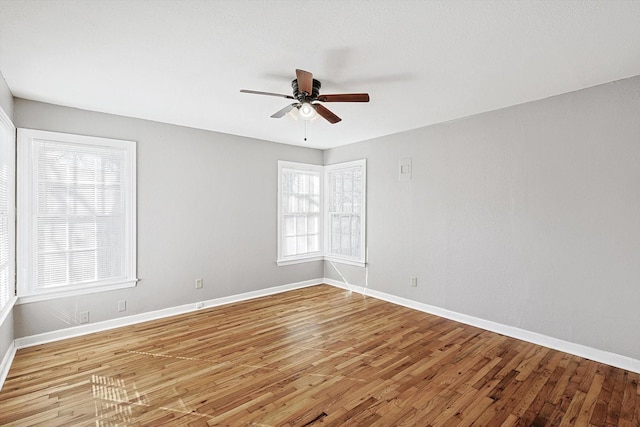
[0,108,15,315]
[17,129,137,301]
[277,159,366,266]
[277,161,323,264]
[325,160,366,265]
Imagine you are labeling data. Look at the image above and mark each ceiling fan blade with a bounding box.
[296,69,313,95]
[317,93,370,102]
[314,104,342,124]
[271,103,297,118]
[240,89,294,99]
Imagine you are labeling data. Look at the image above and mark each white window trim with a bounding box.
[277,159,367,267]
[17,279,138,304]
[0,106,16,321]
[17,129,137,303]
[324,159,367,267]
[276,161,323,265]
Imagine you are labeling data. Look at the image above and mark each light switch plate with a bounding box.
[399,158,412,181]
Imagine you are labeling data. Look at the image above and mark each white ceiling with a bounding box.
[0,0,639,150]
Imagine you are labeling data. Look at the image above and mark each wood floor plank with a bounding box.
[619,372,638,422]
[0,284,638,426]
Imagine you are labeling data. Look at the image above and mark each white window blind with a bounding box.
[277,162,322,264]
[18,129,137,300]
[277,159,366,267]
[325,160,366,265]
[0,108,15,313]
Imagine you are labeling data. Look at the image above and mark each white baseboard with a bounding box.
[0,340,16,391]
[324,278,640,374]
[14,279,321,350]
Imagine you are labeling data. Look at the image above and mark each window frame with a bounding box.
[0,107,16,321]
[17,128,137,303]
[324,159,367,267]
[276,159,366,267]
[276,161,324,265]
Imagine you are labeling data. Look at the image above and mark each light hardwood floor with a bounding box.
[0,285,638,426]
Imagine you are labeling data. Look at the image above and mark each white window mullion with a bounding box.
[65,161,71,287]
[93,155,98,282]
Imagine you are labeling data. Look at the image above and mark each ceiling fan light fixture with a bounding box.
[241,69,369,124]
[287,108,299,121]
[288,106,321,123]
[298,102,316,120]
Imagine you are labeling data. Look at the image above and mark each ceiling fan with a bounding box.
[240,69,370,124]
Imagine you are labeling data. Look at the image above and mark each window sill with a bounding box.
[277,256,366,268]
[0,296,18,326]
[17,279,138,304]
[276,256,324,266]
[324,257,367,268]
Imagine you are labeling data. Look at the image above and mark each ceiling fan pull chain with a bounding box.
[304,120,308,142]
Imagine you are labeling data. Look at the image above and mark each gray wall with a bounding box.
[7,75,640,364]
[13,99,323,337]
[324,75,640,361]
[0,70,13,367]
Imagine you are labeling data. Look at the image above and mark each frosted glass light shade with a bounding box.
[298,102,316,120]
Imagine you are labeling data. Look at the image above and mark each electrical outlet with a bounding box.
[79,311,90,324]
[410,277,418,287]
[118,300,126,312]
[195,278,203,289]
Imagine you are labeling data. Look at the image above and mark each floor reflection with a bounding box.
[92,374,148,425]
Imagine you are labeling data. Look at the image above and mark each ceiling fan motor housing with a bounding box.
[292,78,321,100]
